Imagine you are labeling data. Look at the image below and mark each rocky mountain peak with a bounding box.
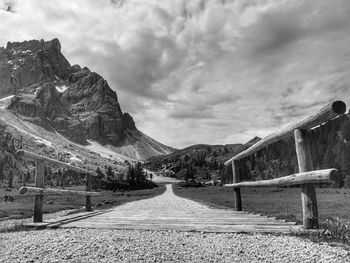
[0,38,72,97]
[0,38,138,148]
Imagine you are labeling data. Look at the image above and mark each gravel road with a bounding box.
[0,183,349,262]
[1,228,349,262]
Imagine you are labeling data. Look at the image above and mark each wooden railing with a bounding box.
[224,101,346,229]
[16,150,100,223]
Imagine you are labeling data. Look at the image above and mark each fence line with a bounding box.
[16,150,99,223]
[224,100,346,229]
[224,169,338,188]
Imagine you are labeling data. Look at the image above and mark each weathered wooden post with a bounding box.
[232,161,242,211]
[85,173,92,211]
[33,161,45,223]
[294,129,318,229]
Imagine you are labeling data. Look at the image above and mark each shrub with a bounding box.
[321,217,350,244]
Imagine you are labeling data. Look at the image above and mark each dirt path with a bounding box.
[61,184,299,233]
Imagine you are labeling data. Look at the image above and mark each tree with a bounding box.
[44,165,51,184]
[184,165,196,182]
[0,159,5,183]
[106,166,115,180]
[134,162,144,183]
[8,170,14,188]
[127,165,135,184]
[24,171,31,186]
[96,167,104,179]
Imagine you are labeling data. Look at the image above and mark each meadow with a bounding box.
[0,184,166,221]
[173,185,350,223]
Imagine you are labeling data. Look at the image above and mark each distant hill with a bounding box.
[147,143,244,165]
[244,136,261,148]
[146,136,263,168]
[145,143,247,182]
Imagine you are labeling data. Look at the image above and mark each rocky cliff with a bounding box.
[0,38,173,159]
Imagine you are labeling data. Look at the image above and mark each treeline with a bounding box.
[145,149,228,184]
[227,114,350,188]
[0,122,25,187]
[147,144,243,167]
[0,121,156,190]
[93,162,156,191]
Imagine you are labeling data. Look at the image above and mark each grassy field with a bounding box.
[173,185,350,224]
[0,184,166,221]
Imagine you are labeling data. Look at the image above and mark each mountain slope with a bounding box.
[0,38,174,161]
[147,143,244,165]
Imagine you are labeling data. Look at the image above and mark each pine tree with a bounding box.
[106,166,114,180]
[127,165,135,184]
[96,167,104,179]
[24,171,31,185]
[134,162,144,183]
[8,170,14,188]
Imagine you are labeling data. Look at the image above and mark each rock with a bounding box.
[0,39,72,96]
[122,112,136,130]
[1,38,136,146]
[0,38,174,160]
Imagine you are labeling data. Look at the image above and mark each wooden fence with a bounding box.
[16,150,100,223]
[224,100,347,229]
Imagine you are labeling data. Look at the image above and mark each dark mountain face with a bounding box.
[0,39,71,96]
[147,143,244,165]
[244,136,261,148]
[0,38,136,146]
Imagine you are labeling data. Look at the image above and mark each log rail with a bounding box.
[224,101,346,229]
[16,150,100,223]
[224,169,338,188]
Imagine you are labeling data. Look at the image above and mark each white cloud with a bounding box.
[1,0,350,148]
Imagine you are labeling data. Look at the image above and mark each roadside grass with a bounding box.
[290,217,350,246]
[173,184,350,245]
[0,184,166,221]
[0,221,30,233]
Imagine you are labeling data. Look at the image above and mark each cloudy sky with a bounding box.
[1,0,350,148]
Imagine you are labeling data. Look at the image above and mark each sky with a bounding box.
[1,0,350,149]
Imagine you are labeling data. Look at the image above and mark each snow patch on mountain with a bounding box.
[55,85,68,93]
[84,140,134,162]
[0,95,14,109]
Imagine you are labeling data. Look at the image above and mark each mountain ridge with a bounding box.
[0,38,174,162]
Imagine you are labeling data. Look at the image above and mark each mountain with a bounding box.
[243,136,261,148]
[146,143,244,168]
[145,143,244,182]
[0,38,174,166]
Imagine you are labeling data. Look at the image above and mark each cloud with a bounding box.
[1,0,350,148]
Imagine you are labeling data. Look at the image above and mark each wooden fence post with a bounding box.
[294,129,319,229]
[232,161,242,211]
[86,173,92,212]
[33,161,45,223]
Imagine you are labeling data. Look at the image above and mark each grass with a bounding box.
[290,217,350,246]
[173,184,350,245]
[0,221,30,233]
[0,184,166,221]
